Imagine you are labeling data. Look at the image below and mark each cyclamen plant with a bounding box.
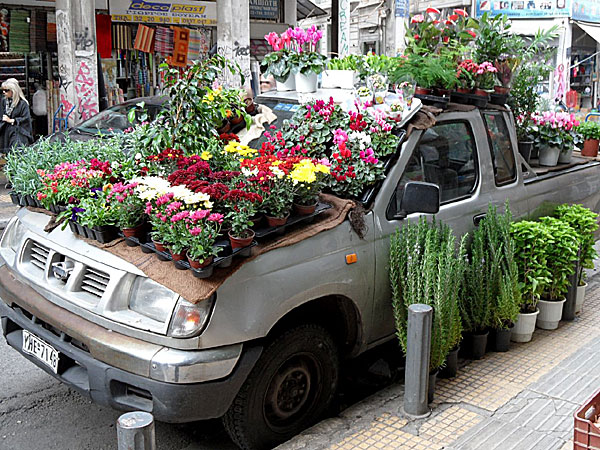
[531,111,580,149]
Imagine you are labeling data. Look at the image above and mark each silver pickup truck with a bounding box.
[1,93,600,450]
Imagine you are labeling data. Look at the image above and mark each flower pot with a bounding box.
[439,346,459,379]
[435,88,451,97]
[374,91,387,105]
[518,141,534,163]
[18,195,28,207]
[576,281,587,314]
[494,85,510,95]
[152,239,167,253]
[558,147,573,164]
[321,70,355,89]
[230,113,244,126]
[245,101,257,114]
[187,255,214,269]
[9,191,19,206]
[428,370,438,404]
[466,331,488,360]
[415,86,433,95]
[93,225,118,244]
[216,121,231,134]
[582,138,599,157]
[493,324,513,352]
[265,213,289,227]
[293,202,317,216]
[229,229,255,249]
[538,145,561,166]
[456,87,471,94]
[295,72,318,93]
[122,223,145,246]
[537,297,566,330]
[276,74,296,92]
[511,309,539,342]
[169,249,188,269]
[472,88,489,98]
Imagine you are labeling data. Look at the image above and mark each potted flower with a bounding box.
[576,121,600,157]
[536,217,578,329]
[77,191,119,244]
[555,204,599,314]
[261,169,295,227]
[532,111,579,166]
[107,181,146,241]
[185,209,224,269]
[323,55,358,89]
[368,74,388,104]
[288,26,327,93]
[263,30,295,91]
[356,86,372,105]
[473,61,497,97]
[510,220,552,342]
[516,114,536,162]
[456,60,477,93]
[223,188,263,249]
[289,158,330,215]
[391,54,456,96]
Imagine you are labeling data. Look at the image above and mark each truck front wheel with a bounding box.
[222,324,339,450]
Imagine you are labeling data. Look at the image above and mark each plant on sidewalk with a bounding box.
[390,217,467,372]
[538,217,578,301]
[510,220,552,312]
[555,204,599,285]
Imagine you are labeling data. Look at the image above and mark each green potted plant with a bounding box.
[532,111,579,166]
[536,217,578,329]
[576,121,600,157]
[390,54,456,95]
[509,220,552,342]
[77,192,118,244]
[263,31,294,91]
[106,181,146,242]
[290,158,330,215]
[323,56,358,89]
[390,217,467,401]
[287,26,326,93]
[555,204,599,313]
[223,189,263,249]
[184,210,224,269]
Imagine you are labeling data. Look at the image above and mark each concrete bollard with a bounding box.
[117,411,156,450]
[403,304,433,418]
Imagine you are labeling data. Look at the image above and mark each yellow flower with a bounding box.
[200,151,213,161]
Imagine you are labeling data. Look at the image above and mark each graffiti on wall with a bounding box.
[217,40,251,87]
[74,61,99,121]
[74,27,95,52]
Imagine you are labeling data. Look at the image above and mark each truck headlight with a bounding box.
[167,296,215,338]
[129,277,179,323]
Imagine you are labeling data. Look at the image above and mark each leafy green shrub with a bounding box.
[327,55,359,71]
[555,204,599,284]
[510,220,552,311]
[390,217,466,371]
[576,121,600,141]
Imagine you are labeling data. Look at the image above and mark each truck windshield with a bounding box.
[76,104,160,133]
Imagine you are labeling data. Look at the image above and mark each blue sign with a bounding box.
[572,0,600,22]
[476,0,571,18]
[395,0,410,17]
[250,0,279,20]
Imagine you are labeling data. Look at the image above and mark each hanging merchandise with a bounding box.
[113,24,133,50]
[47,12,57,52]
[9,9,30,53]
[134,24,155,53]
[168,27,189,67]
[0,8,8,52]
[188,28,211,61]
[96,14,113,59]
[154,26,174,56]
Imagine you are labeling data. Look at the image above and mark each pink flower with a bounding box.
[190,209,210,221]
[171,211,190,223]
[207,213,224,223]
[411,14,424,23]
[190,227,203,236]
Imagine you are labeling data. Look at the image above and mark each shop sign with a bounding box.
[475,0,571,18]
[250,0,279,20]
[110,0,217,25]
[572,0,600,22]
[395,0,410,18]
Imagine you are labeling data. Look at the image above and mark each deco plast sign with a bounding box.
[110,0,217,25]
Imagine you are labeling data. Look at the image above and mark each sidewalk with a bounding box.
[0,172,18,230]
[278,281,600,450]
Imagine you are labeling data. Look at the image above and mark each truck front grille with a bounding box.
[81,268,110,298]
[29,242,50,271]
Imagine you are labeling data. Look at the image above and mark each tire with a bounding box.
[222,324,339,450]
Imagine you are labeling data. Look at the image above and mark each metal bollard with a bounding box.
[563,253,581,321]
[117,411,156,450]
[403,304,433,418]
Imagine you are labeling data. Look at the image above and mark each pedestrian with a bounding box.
[0,78,33,154]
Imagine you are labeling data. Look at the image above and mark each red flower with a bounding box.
[466,29,477,38]
[426,7,440,14]
[453,8,468,17]
[449,14,459,21]
[414,34,420,40]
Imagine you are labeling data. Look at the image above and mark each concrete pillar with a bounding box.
[56,0,99,126]
[338,0,351,57]
[285,0,297,26]
[403,304,432,418]
[217,0,251,88]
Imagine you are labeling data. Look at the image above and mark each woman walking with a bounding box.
[0,78,33,154]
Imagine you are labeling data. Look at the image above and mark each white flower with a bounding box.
[271,166,285,179]
[111,161,120,169]
[183,192,211,205]
[170,184,194,200]
[135,153,142,160]
[241,167,258,177]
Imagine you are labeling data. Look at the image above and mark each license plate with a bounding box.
[22,330,60,374]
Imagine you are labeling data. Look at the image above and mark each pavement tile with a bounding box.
[418,405,483,447]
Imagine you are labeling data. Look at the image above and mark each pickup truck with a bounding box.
[1,91,600,450]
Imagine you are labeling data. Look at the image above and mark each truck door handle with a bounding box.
[473,213,486,226]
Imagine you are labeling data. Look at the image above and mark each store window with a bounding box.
[483,112,517,185]
[389,122,478,215]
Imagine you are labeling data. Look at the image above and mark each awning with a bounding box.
[297,0,328,20]
[575,21,600,45]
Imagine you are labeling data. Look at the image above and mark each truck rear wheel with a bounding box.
[222,324,339,450]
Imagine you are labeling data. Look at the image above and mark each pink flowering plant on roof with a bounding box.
[184,209,224,263]
[106,181,145,229]
[287,26,327,75]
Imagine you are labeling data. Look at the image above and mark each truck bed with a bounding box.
[525,155,600,183]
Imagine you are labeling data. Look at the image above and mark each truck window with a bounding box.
[390,121,478,214]
[483,112,517,185]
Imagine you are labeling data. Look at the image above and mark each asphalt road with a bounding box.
[0,335,239,450]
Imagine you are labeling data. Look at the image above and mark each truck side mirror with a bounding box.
[395,181,440,219]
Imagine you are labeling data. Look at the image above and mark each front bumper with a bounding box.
[0,266,262,422]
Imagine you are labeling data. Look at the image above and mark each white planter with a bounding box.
[538,145,561,166]
[276,75,295,92]
[511,309,539,343]
[321,70,356,89]
[575,282,588,314]
[537,297,566,330]
[295,72,318,93]
[558,147,573,164]
[374,90,387,104]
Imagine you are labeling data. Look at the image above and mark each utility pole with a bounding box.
[217,0,251,88]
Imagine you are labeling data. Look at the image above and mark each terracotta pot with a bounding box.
[472,88,490,98]
[494,85,510,94]
[122,223,145,239]
[152,239,167,253]
[265,213,290,227]
[245,100,257,114]
[230,113,244,125]
[456,87,471,94]
[216,121,231,134]
[229,229,255,249]
[187,255,214,269]
[294,202,317,216]
[169,248,188,261]
[582,138,599,157]
[435,88,451,97]
[415,86,433,95]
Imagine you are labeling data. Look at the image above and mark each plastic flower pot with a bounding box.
[169,248,188,270]
[439,346,459,379]
[511,309,539,342]
[265,213,289,228]
[187,255,214,270]
[229,229,255,249]
[9,192,20,206]
[494,86,510,95]
[518,141,534,163]
[582,138,599,157]
[321,70,355,89]
[537,297,566,330]
[538,145,561,166]
[576,281,588,314]
[152,239,167,253]
[230,113,244,126]
[466,331,488,360]
[558,147,573,164]
[276,74,296,92]
[122,223,145,246]
[216,121,231,134]
[493,324,514,352]
[295,72,318,93]
[293,202,317,216]
[472,88,490,98]
[415,86,433,95]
